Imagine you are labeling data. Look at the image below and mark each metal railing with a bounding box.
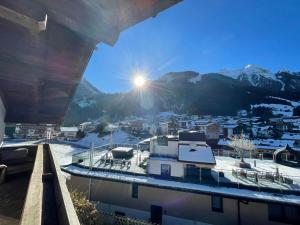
[72,143,138,165]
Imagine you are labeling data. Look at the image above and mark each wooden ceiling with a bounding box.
[0,0,181,123]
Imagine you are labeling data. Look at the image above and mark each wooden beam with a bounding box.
[0,5,47,33]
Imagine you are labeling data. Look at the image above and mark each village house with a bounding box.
[193,121,220,140]
[64,135,300,225]
[13,123,57,139]
[59,127,78,140]
[79,121,95,133]
[148,131,216,181]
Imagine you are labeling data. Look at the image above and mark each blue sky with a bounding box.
[84,0,300,93]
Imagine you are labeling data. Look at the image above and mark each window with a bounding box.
[131,183,138,198]
[157,136,168,146]
[115,211,126,217]
[268,204,299,224]
[161,164,171,177]
[211,195,223,213]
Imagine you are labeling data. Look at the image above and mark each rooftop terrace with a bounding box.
[71,144,148,175]
[64,143,300,200]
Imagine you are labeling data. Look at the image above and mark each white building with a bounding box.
[148,131,216,181]
[159,122,168,135]
[60,127,78,140]
[79,121,95,132]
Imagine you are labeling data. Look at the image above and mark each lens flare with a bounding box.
[133,75,146,88]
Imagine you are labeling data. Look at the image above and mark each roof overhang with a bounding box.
[0,0,182,124]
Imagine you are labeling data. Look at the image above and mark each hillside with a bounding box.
[63,65,300,125]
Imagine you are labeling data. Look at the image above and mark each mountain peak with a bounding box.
[241,64,274,79]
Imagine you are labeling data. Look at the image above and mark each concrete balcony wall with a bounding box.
[19,144,80,225]
[0,97,5,144]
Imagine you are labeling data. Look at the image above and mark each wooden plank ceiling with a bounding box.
[0,0,181,123]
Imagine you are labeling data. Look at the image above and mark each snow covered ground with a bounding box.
[50,144,86,166]
[73,130,140,148]
[215,157,300,181]
[75,98,96,108]
[251,103,294,116]
[268,96,300,107]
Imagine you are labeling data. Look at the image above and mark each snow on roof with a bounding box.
[60,127,78,132]
[63,164,300,205]
[222,124,238,129]
[112,147,133,152]
[79,121,92,126]
[178,144,216,164]
[282,133,300,140]
[194,120,213,126]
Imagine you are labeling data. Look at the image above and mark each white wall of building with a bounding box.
[227,128,233,137]
[148,158,184,178]
[0,97,6,144]
[159,122,169,135]
[150,140,178,157]
[97,202,211,225]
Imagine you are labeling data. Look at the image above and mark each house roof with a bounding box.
[112,147,133,153]
[178,145,216,165]
[60,127,78,132]
[179,131,206,142]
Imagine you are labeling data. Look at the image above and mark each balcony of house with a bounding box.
[0,144,80,225]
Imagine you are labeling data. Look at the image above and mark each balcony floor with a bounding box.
[0,174,30,225]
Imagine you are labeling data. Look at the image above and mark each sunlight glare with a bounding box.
[133,74,146,88]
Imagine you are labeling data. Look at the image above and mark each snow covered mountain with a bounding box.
[219,65,284,90]
[64,67,300,125]
[219,64,274,80]
[185,64,300,91]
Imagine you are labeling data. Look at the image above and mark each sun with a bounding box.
[133,75,146,88]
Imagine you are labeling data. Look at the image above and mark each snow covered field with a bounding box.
[268,96,300,107]
[251,103,294,116]
[50,144,86,166]
[74,130,140,148]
